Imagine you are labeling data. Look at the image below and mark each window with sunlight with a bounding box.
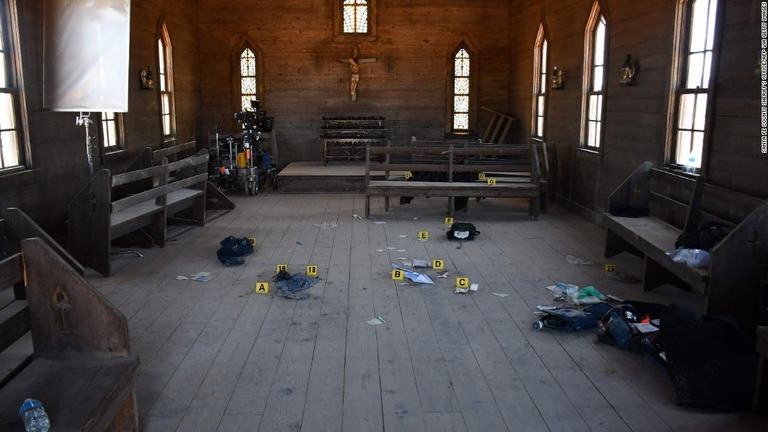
[672,0,719,170]
[343,0,368,34]
[240,47,257,111]
[581,5,607,150]
[0,1,23,171]
[158,23,176,138]
[453,47,471,132]
[533,26,548,138]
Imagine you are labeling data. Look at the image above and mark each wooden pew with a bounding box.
[0,238,139,431]
[365,141,541,219]
[604,162,768,332]
[133,139,235,212]
[68,149,210,276]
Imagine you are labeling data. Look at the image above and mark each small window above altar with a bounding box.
[335,0,377,42]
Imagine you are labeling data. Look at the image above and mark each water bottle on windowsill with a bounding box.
[20,398,50,432]
[686,154,697,174]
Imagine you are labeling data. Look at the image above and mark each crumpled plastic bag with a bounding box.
[667,248,711,268]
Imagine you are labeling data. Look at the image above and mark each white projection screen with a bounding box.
[43,0,131,112]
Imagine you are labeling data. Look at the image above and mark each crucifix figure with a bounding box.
[339,46,376,102]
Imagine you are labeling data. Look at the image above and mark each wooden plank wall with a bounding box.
[0,0,199,236]
[196,0,512,165]
[507,0,767,223]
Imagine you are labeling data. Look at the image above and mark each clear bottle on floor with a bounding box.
[19,398,50,432]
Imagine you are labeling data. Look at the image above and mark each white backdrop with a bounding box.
[43,0,131,112]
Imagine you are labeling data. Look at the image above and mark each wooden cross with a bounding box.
[339,46,376,102]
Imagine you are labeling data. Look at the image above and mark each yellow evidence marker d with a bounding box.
[255,282,270,294]
[433,259,445,270]
[392,269,404,280]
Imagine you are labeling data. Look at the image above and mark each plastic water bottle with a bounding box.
[19,399,50,432]
[687,154,697,173]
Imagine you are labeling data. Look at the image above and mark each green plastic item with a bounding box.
[577,285,605,300]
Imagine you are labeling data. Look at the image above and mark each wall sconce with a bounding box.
[619,54,637,86]
[551,66,565,89]
[139,66,154,90]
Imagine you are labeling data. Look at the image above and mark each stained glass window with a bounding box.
[343,0,368,34]
[453,48,470,131]
[240,48,257,111]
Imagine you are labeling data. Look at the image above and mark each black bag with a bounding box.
[447,222,479,241]
[675,221,732,251]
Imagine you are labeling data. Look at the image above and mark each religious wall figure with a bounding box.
[339,46,375,102]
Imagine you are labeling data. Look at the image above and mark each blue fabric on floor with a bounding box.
[273,270,319,299]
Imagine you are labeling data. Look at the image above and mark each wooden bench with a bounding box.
[365,141,541,219]
[604,162,768,331]
[131,139,235,214]
[68,150,209,276]
[479,138,557,212]
[0,238,139,431]
[480,106,517,144]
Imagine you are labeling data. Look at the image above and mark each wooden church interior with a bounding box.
[1,0,768,431]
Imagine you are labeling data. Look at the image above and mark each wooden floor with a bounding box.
[91,193,766,432]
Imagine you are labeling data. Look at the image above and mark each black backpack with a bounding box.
[675,221,732,251]
[447,222,480,241]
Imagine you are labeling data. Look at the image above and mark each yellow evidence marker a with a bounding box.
[604,264,617,273]
[277,264,288,273]
[255,282,270,294]
[433,259,445,270]
[307,265,318,277]
[392,269,404,280]
[418,231,429,240]
[444,216,454,225]
[456,277,469,289]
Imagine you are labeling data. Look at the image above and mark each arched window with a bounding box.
[532,24,548,139]
[158,21,176,139]
[667,0,720,171]
[451,46,472,132]
[581,2,607,150]
[239,47,257,111]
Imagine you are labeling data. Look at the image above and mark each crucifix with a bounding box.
[339,46,376,102]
